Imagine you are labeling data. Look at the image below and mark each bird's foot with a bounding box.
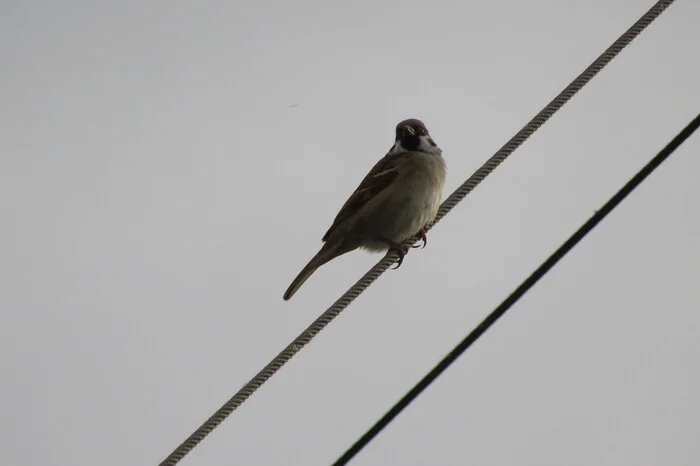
[380,237,410,269]
[411,228,428,249]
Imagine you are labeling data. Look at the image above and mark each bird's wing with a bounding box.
[322,151,408,242]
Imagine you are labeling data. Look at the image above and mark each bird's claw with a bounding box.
[382,229,428,269]
[411,229,428,249]
[390,245,410,269]
[381,237,410,269]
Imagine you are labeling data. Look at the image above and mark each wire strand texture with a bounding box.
[158,1,676,464]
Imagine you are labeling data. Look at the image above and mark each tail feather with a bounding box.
[283,261,321,301]
[283,242,352,300]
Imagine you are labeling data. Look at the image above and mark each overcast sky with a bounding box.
[1,1,699,465]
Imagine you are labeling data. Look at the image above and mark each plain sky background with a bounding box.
[1,1,698,465]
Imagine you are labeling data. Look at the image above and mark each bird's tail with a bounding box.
[283,242,349,300]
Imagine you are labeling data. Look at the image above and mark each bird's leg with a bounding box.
[380,237,410,269]
[411,228,428,249]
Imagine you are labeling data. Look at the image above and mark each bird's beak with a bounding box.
[403,126,416,136]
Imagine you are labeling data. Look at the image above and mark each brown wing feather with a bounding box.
[322,152,406,242]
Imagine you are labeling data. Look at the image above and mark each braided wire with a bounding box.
[159,1,675,464]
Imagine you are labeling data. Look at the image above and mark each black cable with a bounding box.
[332,111,700,466]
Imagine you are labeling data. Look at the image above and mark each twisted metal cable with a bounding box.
[159,1,675,464]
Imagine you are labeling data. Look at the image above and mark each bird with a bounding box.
[283,118,446,300]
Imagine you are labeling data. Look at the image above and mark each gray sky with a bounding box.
[1,1,699,465]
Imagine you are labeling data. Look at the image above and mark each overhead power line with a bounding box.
[332,111,700,465]
[158,1,677,465]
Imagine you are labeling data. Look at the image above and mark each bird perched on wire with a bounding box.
[283,119,446,300]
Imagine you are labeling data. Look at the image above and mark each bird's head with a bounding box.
[390,119,442,155]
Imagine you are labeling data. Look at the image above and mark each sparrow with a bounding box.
[283,118,446,300]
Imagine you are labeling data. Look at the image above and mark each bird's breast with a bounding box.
[383,152,446,243]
